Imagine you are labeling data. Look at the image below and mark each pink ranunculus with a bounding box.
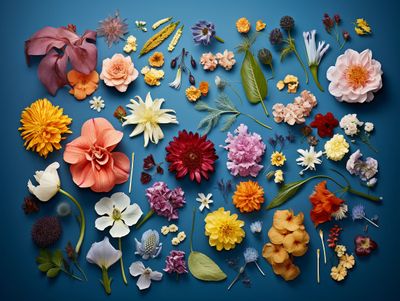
[63,117,130,192]
[100,53,138,92]
[327,49,383,103]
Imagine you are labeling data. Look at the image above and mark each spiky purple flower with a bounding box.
[97,11,128,47]
[191,20,216,45]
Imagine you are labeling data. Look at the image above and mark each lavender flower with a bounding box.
[163,250,188,275]
[97,11,128,47]
[135,230,162,260]
[250,221,262,234]
[352,205,379,228]
[191,20,223,45]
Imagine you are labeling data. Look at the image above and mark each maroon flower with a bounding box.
[355,235,378,256]
[143,155,156,170]
[65,242,76,260]
[165,130,218,183]
[333,14,341,24]
[156,165,164,175]
[342,31,351,41]
[322,13,335,33]
[140,172,152,184]
[310,112,339,138]
[113,105,127,122]
[164,250,188,275]
[22,195,40,214]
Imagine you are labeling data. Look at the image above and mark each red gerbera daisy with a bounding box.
[165,130,218,183]
[310,112,339,138]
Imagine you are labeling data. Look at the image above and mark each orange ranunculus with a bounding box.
[309,181,344,227]
[232,180,264,213]
[68,70,99,100]
[236,17,251,33]
[199,81,209,96]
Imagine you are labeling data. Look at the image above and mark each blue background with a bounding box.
[1,0,399,300]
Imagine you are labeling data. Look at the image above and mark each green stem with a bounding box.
[101,267,112,295]
[227,263,246,290]
[135,209,154,229]
[310,65,324,92]
[59,189,85,254]
[242,113,272,130]
[260,99,270,117]
[190,209,196,252]
[214,35,224,43]
[228,84,243,104]
[73,260,88,281]
[118,238,128,285]
[288,31,309,83]
[61,268,83,281]
[268,63,275,78]
[348,187,382,202]
[360,133,378,153]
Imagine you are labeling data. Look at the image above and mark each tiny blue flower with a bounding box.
[135,229,162,260]
[243,247,259,263]
[352,205,365,220]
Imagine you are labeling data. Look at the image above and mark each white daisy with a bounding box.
[196,193,213,212]
[296,146,323,175]
[90,96,105,112]
[332,204,348,220]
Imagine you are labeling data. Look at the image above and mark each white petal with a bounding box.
[109,220,130,238]
[137,274,151,290]
[129,261,145,277]
[86,237,121,269]
[95,216,114,231]
[111,192,131,211]
[150,271,163,281]
[121,204,143,226]
[94,197,114,216]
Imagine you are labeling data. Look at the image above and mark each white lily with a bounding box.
[129,261,163,290]
[296,146,323,174]
[27,162,60,202]
[169,67,182,89]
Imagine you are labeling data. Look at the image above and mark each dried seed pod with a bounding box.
[171,58,177,69]
[189,74,195,85]
[190,55,197,68]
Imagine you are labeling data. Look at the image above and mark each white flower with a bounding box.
[250,221,262,233]
[177,231,186,242]
[339,114,363,136]
[122,92,178,147]
[95,192,143,238]
[27,162,60,202]
[168,224,178,232]
[274,170,284,183]
[129,261,163,290]
[367,178,377,187]
[90,96,105,112]
[332,204,348,220]
[196,193,213,211]
[364,122,374,133]
[215,75,227,89]
[169,67,182,89]
[161,226,169,235]
[296,146,323,174]
[86,237,121,269]
[171,237,180,245]
[303,30,329,66]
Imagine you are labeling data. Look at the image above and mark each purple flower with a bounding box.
[145,182,185,220]
[191,20,216,45]
[352,205,365,220]
[163,250,188,275]
[222,124,266,177]
[346,149,378,181]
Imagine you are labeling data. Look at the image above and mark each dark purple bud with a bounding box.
[170,58,177,69]
[190,55,197,68]
[189,74,195,85]
[334,14,341,24]
[342,31,350,41]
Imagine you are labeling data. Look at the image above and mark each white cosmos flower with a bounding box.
[95,192,143,238]
[196,193,213,211]
[303,30,329,66]
[86,237,122,269]
[169,67,182,89]
[296,146,323,174]
[27,162,60,202]
[122,92,178,147]
[129,261,163,290]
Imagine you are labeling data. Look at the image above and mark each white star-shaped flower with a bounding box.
[90,96,105,112]
[296,146,323,175]
[196,193,213,212]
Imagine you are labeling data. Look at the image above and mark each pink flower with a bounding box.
[327,49,383,103]
[294,90,318,117]
[63,118,130,192]
[272,103,285,123]
[200,52,218,71]
[222,124,266,177]
[216,50,236,70]
[100,53,138,92]
[163,250,188,275]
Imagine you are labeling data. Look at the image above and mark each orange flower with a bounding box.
[271,259,300,281]
[67,70,99,100]
[262,243,289,264]
[309,181,344,227]
[148,52,164,67]
[282,229,310,256]
[232,180,265,213]
[199,81,209,96]
[273,210,304,232]
[256,20,266,31]
[236,17,251,33]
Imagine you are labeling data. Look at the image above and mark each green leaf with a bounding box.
[38,262,54,272]
[46,267,60,278]
[266,178,312,210]
[188,251,227,281]
[194,101,213,112]
[215,94,237,111]
[280,46,293,62]
[51,249,64,267]
[36,249,51,264]
[220,114,237,132]
[240,50,267,104]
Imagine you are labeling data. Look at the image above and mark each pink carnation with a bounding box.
[222,124,266,177]
[216,50,236,70]
[164,250,188,275]
[200,52,218,71]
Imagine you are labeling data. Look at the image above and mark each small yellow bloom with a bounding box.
[340,253,355,269]
[185,86,202,102]
[149,52,165,67]
[354,27,365,35]
[334,245,347,257]
[171,237,180,245]
[274,169,284,183]
[177,231,186,242]
[236,17,251,33]
[276,80,285,90]
[354,18,371,35]
[123,35,137,53]
[324,134,349,161]
[168,224,178,232]
[330,264,347,281]
[141,66,164,86]
[256,20,266,31]
[161,226,170,235]
[271,151,286,167]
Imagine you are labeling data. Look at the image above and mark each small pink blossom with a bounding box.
[163,250,188,275]
[200,52,218,71]
[216,50,236,70]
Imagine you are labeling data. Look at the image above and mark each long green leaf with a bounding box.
[266,178,312,210]
[188,251,227,281]
[240,50,267,104]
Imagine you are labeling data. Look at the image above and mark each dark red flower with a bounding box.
[342,31,351,41]
[165,130,218,183]
[354,235,378,256]
[322,13,334,33]
[140,172,152,184]
[65,241,76,260]
[22,195,40,214]
[143,155,156,170]
[327,224,342,248]
[310,112,339,138]
[333,14,341,24]
[156,165,164,175]
[113,105,127,122]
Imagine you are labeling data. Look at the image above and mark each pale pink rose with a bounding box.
[216,50,236,70]
[100,53,139,92]
[200,52,218,71]
[327,49,383,103]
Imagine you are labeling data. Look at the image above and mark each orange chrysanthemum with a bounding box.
[232,180,265,213]
[199,81,209,96]
[19,98,72,158]
[309,181,344,227]
[67,70,99,100]
[236,17,251,33]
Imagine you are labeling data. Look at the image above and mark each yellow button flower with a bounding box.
[168,224,178,232]
[324,134,349,161]
[331,264,347,281]
[271,151,286,166]
[171,237,180,245]
[161,226,170,235]
[185,86,202,102]
[274,170,284,183]
[177,231,186,242]
[256,20,266,31]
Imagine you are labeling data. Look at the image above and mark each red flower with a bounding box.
[165,130,218,183]
[310,112,339,138]
[309,181,344,227]
[322,13,334,32]
[143,155,156,170]
[140,172,152,184]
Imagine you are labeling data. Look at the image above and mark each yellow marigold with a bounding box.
[256,20,266,31]
[271,151,286,166]
[236,17,251,33]
[204,207,245,251]
[324,134,349,161]
[185,86,202,102]
[199,81,209,96]
[232,180,265,213]
[149,51,165,67]
[19,98,72,158]
[355,18,371,35]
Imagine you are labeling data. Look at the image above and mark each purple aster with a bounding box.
[352,205,365,220]
[163,250,188,275]
[191,20,216,45]
[97,11,128,47]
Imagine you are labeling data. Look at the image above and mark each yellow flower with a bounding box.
[124,35,137,53]
[185,86,202,102]
[171,237,180,245]
[355,18,371,35]
[334,244,347,257]
[330,264,347,281]
[177,231,186,242]
[161,226,170,235]
[354,27,364,35]
[256,20,266,31]
[168,224,178,232]
[141,66,164,86]
[271,151,286,166]
[276,80,285,90]
[149,52,165,67]
[19,98,72,158]
[340,253,355,269]
[236,17,251,33]
[324,134,349,161]
[204,207,245,251]
[274,169,284,183]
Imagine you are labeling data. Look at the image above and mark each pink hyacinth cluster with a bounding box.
[163,250,188,275]
[272,90,318,125]
[222,124,266,177]
[145,181,186,220]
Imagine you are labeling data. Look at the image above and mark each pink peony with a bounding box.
[327,49,383,103]
[100,53,138,92]
[163,250,188,275]
[200,52,218,71]
[216,50,236,70]
[222,124,266,177]
[63,117,130,192]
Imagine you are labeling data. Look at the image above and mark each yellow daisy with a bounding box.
[271,151,286,166]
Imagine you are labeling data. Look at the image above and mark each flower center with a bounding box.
[182,150,202,169]
[220,224,233,236]
[202,28,209,35]
[112,208,121,220]
[87,145,111,170]
[345,65,369,88]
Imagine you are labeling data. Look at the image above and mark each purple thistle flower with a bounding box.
[191,20,216,45]
[352,204,365,220]
[97,11,128,47]
[164,250,188,275]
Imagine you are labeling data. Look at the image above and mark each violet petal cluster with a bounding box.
[146,181,186,220]
[346,149,378,182]
[222,124,266,177]
[163,250,188,275]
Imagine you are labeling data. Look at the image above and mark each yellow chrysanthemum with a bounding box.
[324,134,349,161]
[204,207,245,251]
[19,98,72,158]
[271,151,286,166]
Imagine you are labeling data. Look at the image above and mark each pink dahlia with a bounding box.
[222,124,266,177]
[327,49,383,103]
[163,250,188,275]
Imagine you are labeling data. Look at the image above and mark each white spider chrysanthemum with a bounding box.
[196,193,213,212]
[296,146,323,174]
[90,96,105,112]
[122,92,178,147]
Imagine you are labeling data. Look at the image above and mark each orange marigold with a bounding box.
[236,17,251,33]
[148,52,164,67]
[232,180,265,213]
[67,70,99,100]
[199,81,209,96]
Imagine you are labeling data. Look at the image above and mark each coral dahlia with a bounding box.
[232,181,265,213]
[165,130,218,183]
